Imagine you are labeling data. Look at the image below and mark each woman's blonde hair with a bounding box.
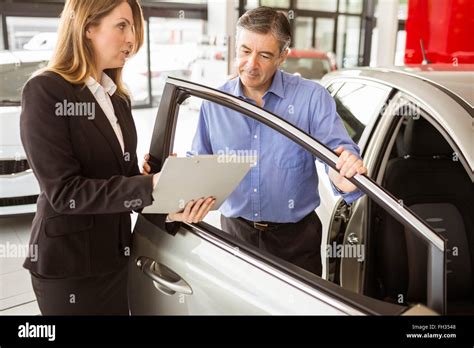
[43,0,144,100]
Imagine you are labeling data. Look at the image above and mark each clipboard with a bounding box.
[142,155,257,214]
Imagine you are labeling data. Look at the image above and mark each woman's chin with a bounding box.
[106,62,125,70]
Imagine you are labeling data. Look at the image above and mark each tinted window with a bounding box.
[333,82,390,143]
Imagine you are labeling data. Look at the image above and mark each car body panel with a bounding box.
[0,50,52,215]
[1,107,25,156]
[0,106,39,215]
[410,70,474,108]
[130,215,357,315]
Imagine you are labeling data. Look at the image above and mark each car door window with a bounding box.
[171,96,318,234]
[333,81,391,145]
[172,92,373,279]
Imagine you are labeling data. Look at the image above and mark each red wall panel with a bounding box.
[405,0,474,64]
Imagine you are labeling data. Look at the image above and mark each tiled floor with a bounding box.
[0,214,40,315]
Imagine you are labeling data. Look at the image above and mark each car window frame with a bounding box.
[146,76,448,314]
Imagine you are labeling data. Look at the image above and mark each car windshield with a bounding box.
[282,56,331,80]
[0,50,49,105]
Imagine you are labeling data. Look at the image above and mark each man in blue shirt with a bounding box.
[147,7,367,276]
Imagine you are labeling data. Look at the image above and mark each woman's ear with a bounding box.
[85,26,93,40]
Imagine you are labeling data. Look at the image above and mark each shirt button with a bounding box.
[254,213,258,217]
[254,135,258,139]
[253,188,257,192]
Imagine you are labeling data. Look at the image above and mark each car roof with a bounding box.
[322,66,474,174]
[328,65,474,108]
[390,65,474,108]
[412,71,473,108]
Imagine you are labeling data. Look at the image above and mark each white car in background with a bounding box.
[22,32,57,51]
[0,51,46,216]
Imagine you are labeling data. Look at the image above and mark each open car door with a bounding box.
[128,77,447,315]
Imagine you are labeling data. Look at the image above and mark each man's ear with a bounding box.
[279,48,289,66]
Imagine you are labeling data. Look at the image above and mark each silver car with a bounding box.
[129,67,473,315]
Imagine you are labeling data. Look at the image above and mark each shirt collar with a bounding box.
[264,69,285,99]
[85,72,117,96]
[233,77,246,99]
[233,69,285,100]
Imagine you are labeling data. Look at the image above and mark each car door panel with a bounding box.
[129,215,350,315]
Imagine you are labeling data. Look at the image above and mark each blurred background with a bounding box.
[4,0,473,109]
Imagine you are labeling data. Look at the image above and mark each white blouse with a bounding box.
[85,73,125,154]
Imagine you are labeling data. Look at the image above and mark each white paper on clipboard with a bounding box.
[141,155,257,214]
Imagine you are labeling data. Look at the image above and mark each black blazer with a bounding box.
[20,71,169,277]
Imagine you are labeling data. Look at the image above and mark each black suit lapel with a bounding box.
[74,85,126,173]
[110,95,134,172]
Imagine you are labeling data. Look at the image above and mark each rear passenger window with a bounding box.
[334,82,390,143]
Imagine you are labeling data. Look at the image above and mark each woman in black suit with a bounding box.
[20,0,214,315]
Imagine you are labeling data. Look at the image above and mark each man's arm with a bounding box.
[309,87,367,202]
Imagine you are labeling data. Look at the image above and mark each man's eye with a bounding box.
[261,54,270,60]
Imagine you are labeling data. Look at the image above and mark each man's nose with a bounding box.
[246,53,258,68]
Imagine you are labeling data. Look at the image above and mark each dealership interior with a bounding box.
[0,0,473,317]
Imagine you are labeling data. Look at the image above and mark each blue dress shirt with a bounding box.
[191,69,364,223]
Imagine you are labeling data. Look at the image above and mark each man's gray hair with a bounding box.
[236,6,291,53]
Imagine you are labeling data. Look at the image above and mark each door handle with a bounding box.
[136,256,193,295]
